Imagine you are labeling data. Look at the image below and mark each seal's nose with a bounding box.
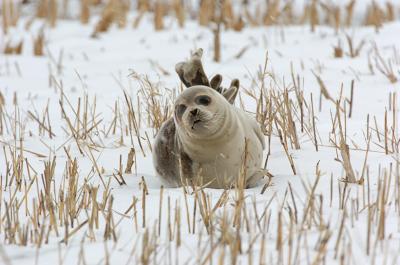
[190,108,199,116]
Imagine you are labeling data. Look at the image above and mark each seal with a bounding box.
[152,49,265,188]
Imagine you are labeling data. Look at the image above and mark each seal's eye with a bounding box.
[195,95,211,106]
[175,104,187,118]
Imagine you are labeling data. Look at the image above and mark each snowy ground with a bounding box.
[1,4,400,265]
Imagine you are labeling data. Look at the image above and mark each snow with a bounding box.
[1,2,400,265]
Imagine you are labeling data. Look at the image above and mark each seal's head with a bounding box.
[174,85,235,138]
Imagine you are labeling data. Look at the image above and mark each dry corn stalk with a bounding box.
[154,0,164,31]
[137,0,150,12]
[10,0,17,26]
[2,0,9,34]
[232,16,245,31]
[336,102,357,183]
[133,10,145,28]
[310,0,319,32]
[299,3,310,24]
[386,2,395,21]
[199,0,214,26]
[49,0,57,27]
[125,148,136,174]
[339,139,357,183]
[281,1,294,24]
[333,5,341,34]
[222,0,234,28]
[312,71,335,104]
[213,1,222,62]
[345,33,365,58]
[3,40,23,55]
[373,45,398,83]
[333,40,343,58]
[92,0,129,36]
[365,1,383,32]
[264,0,280,26]
[213,21,221,62]
[345,0,356,26]
[34,30,45,56]
[173,0,185,28]
[115,0,130,28]
[92,3,114,36]
[36,0,49,18]
[80,0,90,24]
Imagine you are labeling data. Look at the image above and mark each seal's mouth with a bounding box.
[191,119,202,130]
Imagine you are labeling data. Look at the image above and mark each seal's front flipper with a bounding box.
[246,168,269,188]
[175,48,210,88]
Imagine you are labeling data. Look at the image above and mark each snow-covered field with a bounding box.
[1,1,400,264]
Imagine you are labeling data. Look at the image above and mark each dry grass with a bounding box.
[1,1,400,264]
[173,0,185,28]
[80,0,91,24]
[371,44,399,83]
[2,0,20,34]
[333,40,343,58]
[154,0,164,31]
[33,30,45,56]
[1,0,396,35]
[2,0,397,47]
[92,0,130,37]
[0,51,399,264]
[2,0,9,34]
[3,40,23,55]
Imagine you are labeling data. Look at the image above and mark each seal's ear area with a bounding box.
[175,48,210,88]
[222,79,240,104]
[210,74,223,92]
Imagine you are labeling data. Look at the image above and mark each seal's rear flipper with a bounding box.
[175,48,210,88]
[175,49,241,104]
[210,74,223,92]
[222,79,240,104]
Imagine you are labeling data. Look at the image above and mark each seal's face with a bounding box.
[174,86,225,138]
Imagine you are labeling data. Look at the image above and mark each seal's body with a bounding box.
[153,85,265,188]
